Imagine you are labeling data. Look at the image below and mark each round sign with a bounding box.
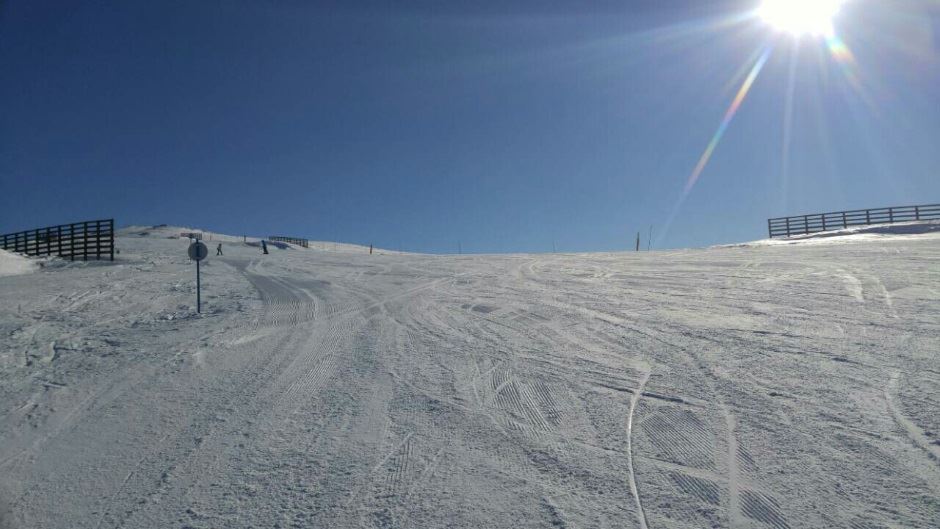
[188,241,208,261]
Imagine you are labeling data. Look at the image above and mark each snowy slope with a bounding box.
[1,229,938,528]
[119,224,402,254]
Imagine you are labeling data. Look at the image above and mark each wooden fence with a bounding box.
[768,204,940,238]
[1,219,115,260]
[269,236,309,248]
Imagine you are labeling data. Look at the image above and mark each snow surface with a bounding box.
[1,226,939,528]
[0,250,37,277]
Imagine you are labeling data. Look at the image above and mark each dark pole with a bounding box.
[196,258,201,313]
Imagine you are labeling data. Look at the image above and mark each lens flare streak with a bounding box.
[660,2,864,246]
[684,45,774,194]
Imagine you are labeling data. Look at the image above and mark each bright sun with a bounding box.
[759,0,848,37]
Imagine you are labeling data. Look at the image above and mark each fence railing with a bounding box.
[269,236,309,248]
[1,219,115,260]
[768,204,940,238]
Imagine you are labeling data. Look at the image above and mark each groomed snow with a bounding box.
[0,250,37,277]
[1,226,938,528]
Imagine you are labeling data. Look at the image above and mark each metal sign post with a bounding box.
[188,241,208,313]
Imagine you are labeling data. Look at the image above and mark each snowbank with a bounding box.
[722,220,940,247]
[0,249,37,276]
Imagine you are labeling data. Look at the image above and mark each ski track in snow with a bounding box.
[0,228,939,528]
[885,372,940,466]
[626,369,651,529]
[838,269,865,303]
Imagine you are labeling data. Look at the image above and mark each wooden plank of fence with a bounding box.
[0,219,115,261]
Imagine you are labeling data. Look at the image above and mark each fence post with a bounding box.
[842,212,847,228]
[803,215,809,235]
[110,220,115,261]
[821,214,826,231]
[888,207,894,223]
[865,210,871,225]
[768,219,772,238]
[785,217,791,237]
[915,206,920,220]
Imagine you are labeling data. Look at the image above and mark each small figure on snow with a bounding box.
[216,243,223,256]
[262,240,269,255]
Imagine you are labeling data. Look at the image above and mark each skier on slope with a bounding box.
[261,240,269,255]
[216,243,223,256]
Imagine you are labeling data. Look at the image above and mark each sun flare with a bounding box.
[759,0,848,37]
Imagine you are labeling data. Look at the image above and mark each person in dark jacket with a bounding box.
[216,243,223,256]
[262,240,269,255]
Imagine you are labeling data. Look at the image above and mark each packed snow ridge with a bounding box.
[1,224,938,528]
[0,250,38,277]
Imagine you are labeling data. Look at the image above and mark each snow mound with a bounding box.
[0,249,38,277]
[725,220,940,247]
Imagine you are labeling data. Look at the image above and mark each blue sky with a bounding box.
[2,0,938,253]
